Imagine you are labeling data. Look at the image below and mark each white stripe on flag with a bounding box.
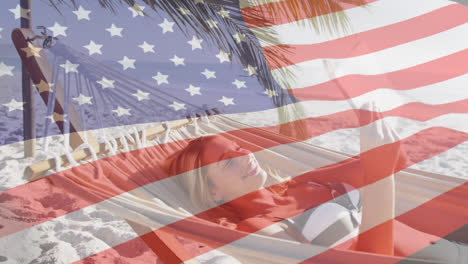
[247,0,453,46]
[271,22,468,89]
[226,98,468,130]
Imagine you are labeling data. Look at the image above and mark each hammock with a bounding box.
[12,28,468,264]
[27,114,468,264]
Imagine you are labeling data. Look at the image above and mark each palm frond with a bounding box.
[47,0,366,92]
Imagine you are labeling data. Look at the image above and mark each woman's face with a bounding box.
[201,136,267,202]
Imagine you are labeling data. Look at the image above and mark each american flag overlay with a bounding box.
[1,0,468,263]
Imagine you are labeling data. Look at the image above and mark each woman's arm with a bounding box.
[357,104,404,255]
[357,172,395,255]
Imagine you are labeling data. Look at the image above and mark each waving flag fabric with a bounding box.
[1,0,468,263]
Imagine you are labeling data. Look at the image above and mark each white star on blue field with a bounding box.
[0,0,286,145]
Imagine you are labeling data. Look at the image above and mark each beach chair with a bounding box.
[11,27,468,264]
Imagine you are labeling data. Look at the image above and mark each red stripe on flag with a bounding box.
[289,48,468,101]
[74,126,468,264]
[1,102,467,238]
[241,0,375,28]
[263,4,468,70]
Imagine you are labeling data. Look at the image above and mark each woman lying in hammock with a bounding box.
[167,135,467,263]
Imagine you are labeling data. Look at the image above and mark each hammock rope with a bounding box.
[54,145,78,172]
[74,72,89,144]
[102,134,118,156]
[132,127,143,149]
[50,41,207,112]
[119,132,130,153]
[141,127,147,147]
[42,56,59,153]
[162,121,172,144]
[63,65,70,137]
[201,112,211,125]
[123,130,136,146]
[191,114,201,135]
[78,143,98,161]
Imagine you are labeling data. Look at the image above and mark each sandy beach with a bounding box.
[1,98,467,263]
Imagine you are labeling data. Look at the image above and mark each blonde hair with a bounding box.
[167,135,288,212]
[168,136,218,212]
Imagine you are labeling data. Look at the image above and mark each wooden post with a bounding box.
[12,28,98,151]
[21,0,35,157]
